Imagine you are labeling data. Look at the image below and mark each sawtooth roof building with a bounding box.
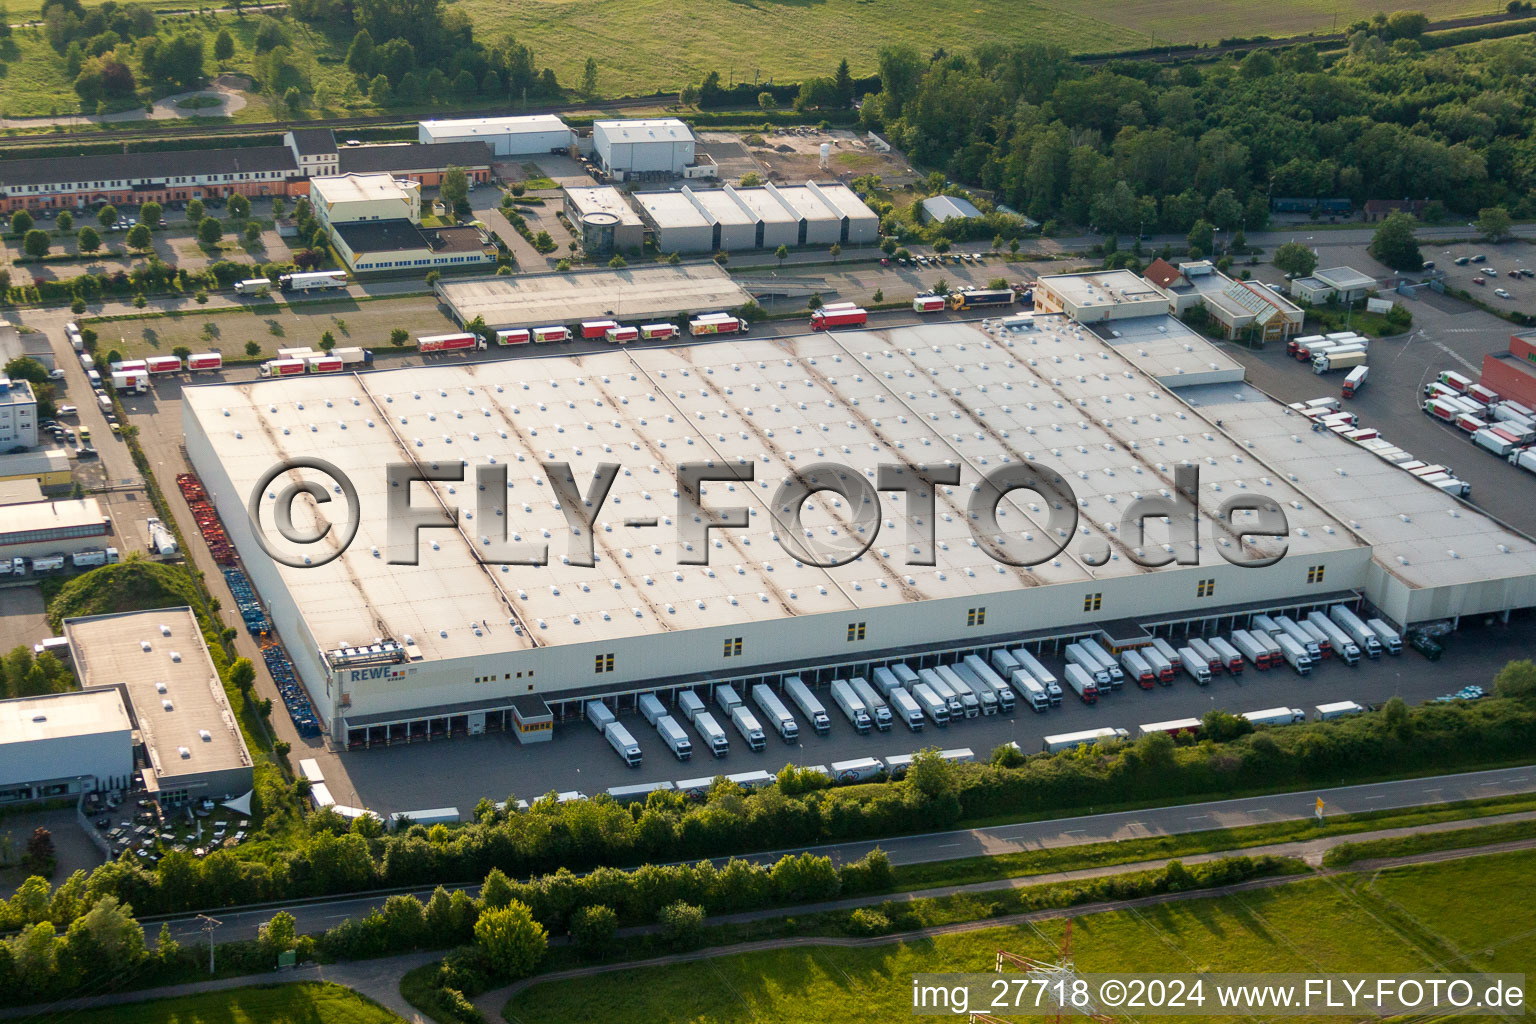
[180,312,1536,749]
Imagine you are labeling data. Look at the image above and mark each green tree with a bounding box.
[1186,218,1214,255]
[834,57,854,101]
[580,57,598,97]
[757,90,775,110]
[140,202,162,229]
[22,828,55,875]
[1494,659,1536,700]
[1273,241,1317,278]
[569,904,616,956]
[1369,212,1423,271]
[22,230,50,260]
[228,194,250,221]
[126,224,151,251]
[1476,206,1512,242]
[369,74,391,105]
[97,204,117,230]
[990,742,1025,768]
[775,244,788,267]
[187,199,205,222]
[667,251,681,266]
[906,747,958,800]
[658,901,704,948]
[197,217,223,246]
[389,327,409,346]
[829,242,842,262]
[440,166,469,217]
[258,910,296,960]
[932,237,951,253]
[244,222,262,245]
[9,210,32,235]
[76,226,101,253]
[213,29,234,62]
[318,331,335,351]
[56,211,73,231]
[607,254,627,269]
[739,171,763,187]
[346,29,375,77]
[473,901,546,979]
[245,340,261,356]
[425,270,441,286]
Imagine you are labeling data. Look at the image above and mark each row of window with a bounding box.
[474,670,535,683]
[353,254,489,271]
[14,170,288,194]
[517,719,552,732]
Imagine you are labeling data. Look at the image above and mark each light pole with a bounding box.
[197,914,222,974]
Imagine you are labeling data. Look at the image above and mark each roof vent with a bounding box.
[199,729,212,741]
[31,714,46,723]
[156,681,167,693]
[140,640,151,652]
[159,624,171,636]
[169,651,181,662]
[162,699,173,710]
[178,746,191,758]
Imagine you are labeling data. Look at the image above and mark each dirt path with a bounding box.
[0,78,249,129]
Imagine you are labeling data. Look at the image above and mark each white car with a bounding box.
[48,368,65,380]
[1495,288,1512,299]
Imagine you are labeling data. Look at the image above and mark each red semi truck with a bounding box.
[810,306,868,330]
[580,319,620,339]
[146,355,183,374]
[416,333,482,353]
[187,352,223,372]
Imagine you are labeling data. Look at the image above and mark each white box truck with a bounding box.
[1243,707,1306,727]
[693,712,729,758]
[586,700,616,732]
[910,681,949,725]
[1297,618,1332,656]
[1208,636,1245,674]
[1316,700,1365,721]
[887,687,925,731]
[830,758,886,783]
[1275,616,1322,659]
[1307,612,1360,664]
[678,690,705,724]
[605,722,642,767]
[1079,639,1124,688]
[920,669,965,717]
[751,683,799,742]
[1011,673,1049,711]
[1365,618,1403,655]
[871,667,904,699]
[850,677,893,731]
[1064,643,1112,687]
[1142,646,1175,685]
[638,693,667,726]
[1043,728,1128,753]
[1149,638,1181,673]
[1187,637,1222,674]
[1274,633,1313,676]
[730,705,766,751]
[656,716,693,761]
[830,678,873,732]
[1063,663,1099,705]
[1231,629,1271,670]
[1010,649,1062,704]
[963,655,1014,712]
[1178,649,1211,685]
[785,676,832,734]
[951,663,999,715]
[1329,605,1383,659]
[715,684,744,717]
[935,666,980,718]
[990,649,1020,679]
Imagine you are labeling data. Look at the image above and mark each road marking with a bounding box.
[1422,788,1441,793]
[1063,829,1086,834]
[1479,781,1502,786]
[936,842,962,848]
[1433,341,1479,372]
[1186,814,1210,820]
[1364,795,1387,800]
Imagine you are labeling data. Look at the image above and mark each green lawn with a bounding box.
[503,850,1536,1023]
[69,983,403,1024]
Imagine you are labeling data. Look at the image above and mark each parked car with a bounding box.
[1486,268,1498,276]
[1454,256,1470,265]
[48,368,65,380]
[880,257,889,266]
[1408,630,1443,661]
[1473,276,1486,286]
[1472,253,1486,262]
[1421,260,1435,269]
[1496,288,1512,299]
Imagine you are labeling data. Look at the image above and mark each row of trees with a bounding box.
[2,685,1531,931]
[0,645,72,702]
[849,28,1536,233]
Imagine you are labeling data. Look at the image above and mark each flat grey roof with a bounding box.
[66,607,253,787]
[0,688,131,746]
[564,187,644,228]
[1316,267,1377,290]
[634,191,709,229]
[437,265,750,330]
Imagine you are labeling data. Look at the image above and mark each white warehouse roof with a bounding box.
[0,688,131,746]
[310,173,413,206]
[418,114,570,142]
[182,318,1375,666]
[593,118,693,144]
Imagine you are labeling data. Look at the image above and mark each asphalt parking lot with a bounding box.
[334,611,1535,816]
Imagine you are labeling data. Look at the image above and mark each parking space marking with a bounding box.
[1432,341,1479,372]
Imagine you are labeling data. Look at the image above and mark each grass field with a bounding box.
[69,983,403,1024]
[502,849,1536,1023]
[455,0,1494,97]
[89,293,457,362]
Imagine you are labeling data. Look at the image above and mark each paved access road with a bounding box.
[146,764,1536,945]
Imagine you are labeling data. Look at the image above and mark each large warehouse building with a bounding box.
[66,608,254,805]
[417,115,574,157]
[635,182,880,253]
[180,313,1536,748]
[0,689,135,804]
[436,264,751,332]
[592,119,696,181]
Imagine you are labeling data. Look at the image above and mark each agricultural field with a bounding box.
[88,294,457,363]
[63,983,404,1024]
[456,0,1493,96]
[502,849,1536,1023]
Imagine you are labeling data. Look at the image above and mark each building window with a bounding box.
[594,653,614,674]
[1307,565,1325,585]
[966,607,986,628]
[846,621,866,642]
[1196,578,1215,598]
[1083,592,1102,612]
[722,636,742,657]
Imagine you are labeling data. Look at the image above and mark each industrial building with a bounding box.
[1143,258,1304,342]
[0,377,36,450]
[0,449,71,490]
[180,311,1536,748]
[65,608,254,804]
[1290,266,1378,305]
[0,129,492,213]
[592,119,698,181]
[919,195,984,224]
[561,186,645,254]
[1480,331,1536,408]
[436,264,751,332]
[634,182,879,253]
[417,115,574,157]
[0,319,57,372]
[310,173,493,274]
[0,497,111,559]
[1034,270,1170,323]
[0,689,135,804]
